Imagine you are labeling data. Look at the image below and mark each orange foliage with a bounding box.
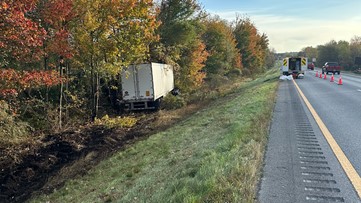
[0,0,46,62]
[45,29,74,59]
[40,0,75,59]
[177,40,209,91]
[40,0,74,27]
[234,17,269,73]
[188,41,209,87]
[0,68,62,97]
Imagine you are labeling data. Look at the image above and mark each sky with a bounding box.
[199,0,361,53]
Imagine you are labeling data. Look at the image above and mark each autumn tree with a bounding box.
[156,0,208,92]
[350,36,361,69]
[175,40,208,92]
[233,16,269,75]
[336,40,352,69]
[0,0,46,67]
[317,40,339,67]
[202,17,241,75]
[36,0,75,70]
[264,48,276,69]
[157,0,200,46]
[302,46,318,61]
[71,0,159,119]
[314,37,361,71]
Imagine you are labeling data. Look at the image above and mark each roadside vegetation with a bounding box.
[0,0,275,140]
[1,0,360,202]
[30,68,279,203]
[293,37,361,71]
[1,0,280,202]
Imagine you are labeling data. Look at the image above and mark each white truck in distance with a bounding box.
[121,62,174,110]
[281,57,307,79]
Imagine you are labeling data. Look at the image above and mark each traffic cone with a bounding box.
[338,75,343,85]
[324,73,327,80]
[315,71,319,77]
[330,74,334,82]
[319,73,322,78]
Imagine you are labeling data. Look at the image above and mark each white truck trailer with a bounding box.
[281,57,307,78]
[121,62,174,110]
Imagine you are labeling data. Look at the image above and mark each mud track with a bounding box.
[0,115,157,203]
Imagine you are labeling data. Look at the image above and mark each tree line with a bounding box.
[300,36,361,70]
[0,0,274,133]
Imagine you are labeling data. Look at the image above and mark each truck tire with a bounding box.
[119,103,129,114]
[154,99,161,111]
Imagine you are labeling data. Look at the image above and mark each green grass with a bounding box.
[30,69,279,203]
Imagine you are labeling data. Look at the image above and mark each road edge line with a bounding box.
[293,80,361,198]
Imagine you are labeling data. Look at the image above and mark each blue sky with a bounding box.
[199,0,361,53]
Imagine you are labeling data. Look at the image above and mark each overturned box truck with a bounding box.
[121,63,174,110]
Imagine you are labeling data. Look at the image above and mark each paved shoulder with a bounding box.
[258,81,360,203]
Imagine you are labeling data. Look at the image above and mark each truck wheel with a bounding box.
[120,104,129,114]
[337,71,340,75]
[154,99,161,111]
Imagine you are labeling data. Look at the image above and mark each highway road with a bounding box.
[258,70,361,202]
[298,70,361,174]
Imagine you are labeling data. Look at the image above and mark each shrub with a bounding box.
[161,94,186,110]
[0,100,31,146]
[242,68,251,77]
[205,74,230,89]
[94,115,138,129]
[225,68,242,79]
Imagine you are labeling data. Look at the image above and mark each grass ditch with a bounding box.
[29,69,279,203]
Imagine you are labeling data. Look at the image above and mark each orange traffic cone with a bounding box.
[315,71,319,77]
[324,73,327,80]
[319,73,322,78]
[338,75,343,85]
[330,74,334,82]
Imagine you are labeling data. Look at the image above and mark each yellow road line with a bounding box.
[293,80,361,198]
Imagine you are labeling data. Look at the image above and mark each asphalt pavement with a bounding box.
[296,71,361,174]
[258,76,360,202]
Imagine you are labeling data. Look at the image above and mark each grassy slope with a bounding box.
[30,69,279,203]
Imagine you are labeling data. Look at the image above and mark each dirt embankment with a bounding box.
[0,115,158,203]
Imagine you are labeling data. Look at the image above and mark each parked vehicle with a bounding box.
[121,62,174,110]
[307,62,315,70]
[281,57,307,78]
[322,62,342,75]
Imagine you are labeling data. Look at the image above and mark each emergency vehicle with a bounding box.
[281,57,307,78]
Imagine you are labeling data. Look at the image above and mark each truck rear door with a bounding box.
[301,57,307,71]
[136,64,154,101]
[121,66,137,101]
[122,64,154,101]
[289,58,301,71]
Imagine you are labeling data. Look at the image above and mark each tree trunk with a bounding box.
[95,71,100,119]
[90,55,96,121]
[59,68,63,130]
[65,62,69,120]
[44,47,49,102]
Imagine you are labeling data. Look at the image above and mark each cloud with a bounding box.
[207,10,361,52]
[260,18,361,52]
